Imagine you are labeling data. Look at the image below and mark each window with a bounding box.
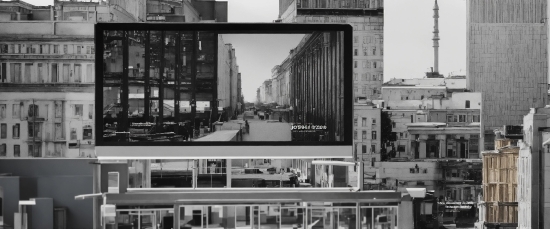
[83,125,92,140]
[473,115,480,122]
[0,123,6,139]
[354,61,357,68]
[51,63,58,82]
[372,47,376,55]
[373,62,377,68]
[10,63,21,83]
[0,63,5,83]
[89,104,93,119]
[451,169,459,178]
[362,118,367,127]
[14,145,20,157]
[28,143,41,157]
[74,104,83,117]
[399,132,403,138]
[392,122,396,128]
[55,102,63,118]
[12,104,20,118]
[53,45,59,54]
[372,118,376,125]
[91,46,95,54]
[362,145,367,154]
[0,44,7,53]
[361,86,366,94]
[86,46,91,54]
[28,104,39,117]
[63,45,68,54]
[354,117,357,126]
[465,100,470,108]
[74,64,82,83]
[410,115,413,123]
[354,131,357,140]
[77,46,81,54]
[55,123,64,139]
[354,49,358,56]
[12,124,19,138]
[398,145,406,152]
[354,73,358,81]
[447,114,457,122]
[0,144,5,156]
[28,123,41,138]
[70,128,77,140]
[371,145,376,154]
[372,131,377,140]
[362,131,367,140]
[0,104,5,119]
[354,36,358,43]
[458,115,466,122]
[363,48,367,56]
[362,73,368,81]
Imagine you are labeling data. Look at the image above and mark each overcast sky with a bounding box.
[221,34,305,103]
[385,0,466,80]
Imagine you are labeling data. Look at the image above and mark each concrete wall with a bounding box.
[398,195,414,229]
[378,161,441,191]
[0,21,93,36]
[467,0,548,148]
[30,198,53,229]
[0,159,95,229]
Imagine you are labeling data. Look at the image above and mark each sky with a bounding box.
[221,34,305,103]
[385,0,467,80]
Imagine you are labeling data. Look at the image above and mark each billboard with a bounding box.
[95,23,353,158]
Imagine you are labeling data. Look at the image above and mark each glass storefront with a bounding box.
[109,203,398,229]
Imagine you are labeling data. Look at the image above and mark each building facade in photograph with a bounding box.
[467,0,548,150]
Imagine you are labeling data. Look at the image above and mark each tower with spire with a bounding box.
[427,0,443,78]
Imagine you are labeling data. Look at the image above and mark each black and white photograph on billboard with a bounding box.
[98,24,352,145]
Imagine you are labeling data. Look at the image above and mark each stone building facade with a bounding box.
[0,0,144,158]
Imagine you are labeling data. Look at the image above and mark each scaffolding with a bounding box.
[481,139,518,227]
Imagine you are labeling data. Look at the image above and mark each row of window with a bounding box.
[354,130,377,140]
[353,60,381,69]
[0,143,67,157]
[447,114,480,123]
[353,35,383,44]
[353,47,383,56]
[0,122,93,140]
[354,117,377,126]
[353,86,379,96]
[0,62,95,84]
[357,143,377,154]
[354,73,383,81]
[0,103,93,120]
[0,44,94,55]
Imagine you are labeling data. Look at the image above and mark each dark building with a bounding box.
[0,159,95,229]
[289,32,346,142]
[102,29,221,142]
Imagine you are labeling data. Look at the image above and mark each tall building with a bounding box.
[0,0,145,158]
[467,0,548,150]
[279,0,383,102]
